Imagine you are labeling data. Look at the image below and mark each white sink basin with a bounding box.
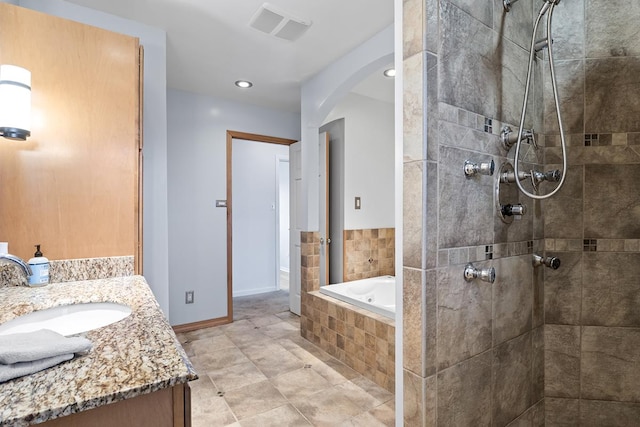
[0,302,132,336]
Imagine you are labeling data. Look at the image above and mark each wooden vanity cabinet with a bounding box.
[40,383,191,427]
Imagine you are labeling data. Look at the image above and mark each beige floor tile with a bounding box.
[248,314,284,328]
[271,368,333,399]
[368,402,395,426]
[187,291,396,426]
[190,334,237,356]
[310,359,354,386]
[208,360,267,392]
[190,377,237,427]
[350,376,394,404]
[223,380,288,420]
[241,342,304,378]
[179,326,225,343]
[294,386,364,426]
[226,329,273,348]
[261,321,300,339]
[237,404,311,427]
[190,346,250,373]
[335,380,383,411]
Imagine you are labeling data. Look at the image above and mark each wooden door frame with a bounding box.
[226,131,297,323]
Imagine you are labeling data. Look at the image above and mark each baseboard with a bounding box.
[233,286,279,297]
[172,315,231,333]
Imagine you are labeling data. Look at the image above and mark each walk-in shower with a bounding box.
[507,0,567,199]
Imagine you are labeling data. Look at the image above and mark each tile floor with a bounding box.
[177,290,395,427]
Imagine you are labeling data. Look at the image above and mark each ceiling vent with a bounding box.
[249,3,312,41]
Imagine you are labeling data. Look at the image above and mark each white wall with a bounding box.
[17,0,171,318]
[324,93,394,230]
[232,139,288,297]
[167,89,299,326]
[278,159,290,272]
[300,25,394,232]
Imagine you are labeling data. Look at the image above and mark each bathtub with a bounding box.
[319,275,396,319]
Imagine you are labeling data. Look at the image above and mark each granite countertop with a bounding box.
[0,275,197,426]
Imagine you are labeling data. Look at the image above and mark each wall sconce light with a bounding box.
[0,64,31,141]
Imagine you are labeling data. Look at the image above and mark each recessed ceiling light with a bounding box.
[383,68,396,78]
[235,80,253,88]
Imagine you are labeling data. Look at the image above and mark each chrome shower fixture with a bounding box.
[500,168,562,192]
[532,254,561,269]
[534,37,553,52]
[464,263,496,284]
[511,0,567,200]
[501,203,526,220]
[464,159,495,178]
[503,0,520,12]
[501,126,536,151]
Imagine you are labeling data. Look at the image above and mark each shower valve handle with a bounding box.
[464,263,496,284]
[533,254,561,269]
[501,203,526,219]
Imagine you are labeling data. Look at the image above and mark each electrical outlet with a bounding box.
[185,291,194,304]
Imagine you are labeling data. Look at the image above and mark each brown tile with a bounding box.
[437,263,492,369]
[580,400,640,427]
[437,352,492,426]
[545,324,580,398]
[582,252,640,326]
[493,256,533,346]
[493,333,532,427]
[544,251,582,325]
[582,326,640,401]
[531,326,545,403]
[545,397,579,426]
[403,370,435,426]
[585,165,640,238]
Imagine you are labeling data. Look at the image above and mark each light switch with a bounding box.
[355,197,361,210]
[216,200,227,208]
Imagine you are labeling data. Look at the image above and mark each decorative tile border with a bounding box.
[440,102,503,136]
[437,240,542,267]
[546,239,640,252]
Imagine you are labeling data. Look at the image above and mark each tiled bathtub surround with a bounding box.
[0,256,134,287]
[300,232,395,393]
[343,228,395,282]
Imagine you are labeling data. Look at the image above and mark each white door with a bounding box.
[319,132,330,286]
[289,141,302,315]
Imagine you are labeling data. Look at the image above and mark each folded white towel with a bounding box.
[0,329,92,365]
[0,353,74,383]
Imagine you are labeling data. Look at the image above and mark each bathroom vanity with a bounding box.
[0,276,196,427]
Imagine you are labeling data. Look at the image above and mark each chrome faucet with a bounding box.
[0,253,33,278]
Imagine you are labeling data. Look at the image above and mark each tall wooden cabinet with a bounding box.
[0,3,141,267]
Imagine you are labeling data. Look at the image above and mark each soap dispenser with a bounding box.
[28,244,50,286]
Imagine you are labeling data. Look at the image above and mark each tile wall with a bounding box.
[300,232,396,393]
[403,0,546,425]
[343,228,395,282]
[542,1,640,424]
